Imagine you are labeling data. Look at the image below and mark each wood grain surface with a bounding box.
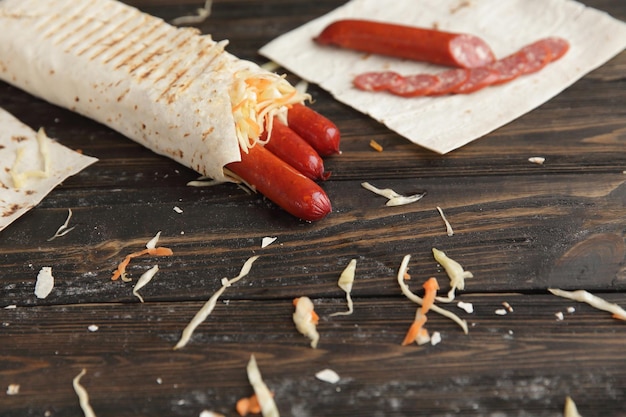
[1,1,626,416]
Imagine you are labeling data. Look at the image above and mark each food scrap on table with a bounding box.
[174,256,260,349]
[361,182,426,206]
[200,411,225,417]
[6,384,20,395]
[402,277,439,346]
[145,231,162,250]
[34,267,54,299]
[47,208,76,241]
[236,394,263,416]
[369,139,383,152]
[261,237,278,248]
[528,156,546,165]
[457,301,474,314]
[397,255,468,334]
[132,265,160,303]
[292,296,320,348]
[436,206,454,236]
[502,301,514,313]
[72,369,97,417]
[432,248,473,303]
[315,369,341,384]
[111,232,174,283]
[430,331,442,346]
[548,288,626,321]
[245,355,280,417]
[564,396,582,417]
[329,259,357,317]
[170,0,212,25]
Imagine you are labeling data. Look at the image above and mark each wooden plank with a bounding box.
[2,293,626,416]
[1,0,625,416]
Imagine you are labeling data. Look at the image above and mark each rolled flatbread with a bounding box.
[0,0,307,181]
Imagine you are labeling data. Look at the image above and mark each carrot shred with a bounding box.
[236,394,261,416]
[369,139,383,152]
[236,392,274,416]
[421,277,440,313]
[401,314,427,346]
[310,310,320,325]
[402,277,439,346]
[111,247,173,281]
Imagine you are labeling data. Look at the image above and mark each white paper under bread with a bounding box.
[0,108,98,233]
[260,0,626,154]
[0,0,262,180]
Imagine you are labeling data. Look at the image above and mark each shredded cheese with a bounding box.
[330,259,356,317]
[230,70,309,154]
[10,128,51,189]
[292,296,320,348]
[72,369,97,417]
[174,256,260,349]
[432,248,473,303]
[246,355,280,417]
[132,265,159,303]
[48,208,76,241]
[397,255,468,334]
[361,182,426,206]
[548,288,626,321]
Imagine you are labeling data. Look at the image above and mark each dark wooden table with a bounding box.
[2,1,626,416]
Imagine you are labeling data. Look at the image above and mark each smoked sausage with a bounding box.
[263,119,330,181]
[226,145,332,221]
[315,19,496,69]
[287,104,341,156]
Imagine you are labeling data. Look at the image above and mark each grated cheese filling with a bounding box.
[10,128,51,189]
[229,70,309,153]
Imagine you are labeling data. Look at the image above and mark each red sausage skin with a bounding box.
[287,104,341,156]
[315,19,495,68]
[226,145,332,221]
[263,119,330,181]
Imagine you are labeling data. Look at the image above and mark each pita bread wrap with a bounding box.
[0,0,307,181]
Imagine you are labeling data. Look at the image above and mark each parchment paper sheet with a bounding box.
[0,108,98,232]
[260,0,626,154]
